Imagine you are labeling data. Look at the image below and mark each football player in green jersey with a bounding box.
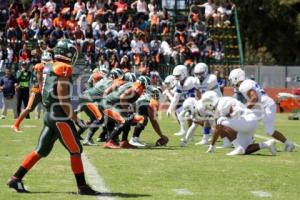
[129,86,169,147]
[7,39,100,195]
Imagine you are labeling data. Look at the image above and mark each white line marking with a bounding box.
[0,125,37,128]
[172,189,194,195]
[255,134,300,147]
[251,191,272,198]
[82,152,115,200]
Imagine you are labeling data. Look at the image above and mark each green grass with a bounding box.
[0,112,300,200]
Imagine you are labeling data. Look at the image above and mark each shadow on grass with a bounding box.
[100,192,151,198]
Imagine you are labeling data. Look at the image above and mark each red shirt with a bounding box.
[114,2,128,14]
[17,17,29,30]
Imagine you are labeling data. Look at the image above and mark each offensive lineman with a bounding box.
[7,39,100,195]
[229,68,295,152]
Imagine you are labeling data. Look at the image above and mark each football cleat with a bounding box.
[195,138,209,145]
[82,138,97,146]
[284,142,295,152]
[180,139,187,147]
[7,177,29,193]
[226,146,245,156]
[264,139,277,156]
[103,140,120,149]
[174,131,185,137]
[129,137,146,147]
[78,184,101,195]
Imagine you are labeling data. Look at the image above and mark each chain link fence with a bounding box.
[244,65,300,88]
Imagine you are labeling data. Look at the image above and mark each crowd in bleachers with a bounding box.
[0,0,235,75]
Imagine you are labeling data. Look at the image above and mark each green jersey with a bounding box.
[81,78,113,102]
[42,61,73,110]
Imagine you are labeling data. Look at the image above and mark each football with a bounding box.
[155,137,169,146]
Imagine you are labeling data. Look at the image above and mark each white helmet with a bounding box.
[183,98,197,113]
[41,51,53,63]
[229,68,245,87]
[173,65,188,81]
[201,91,219,111]
[194,63,208,80]
[164,75,176,89]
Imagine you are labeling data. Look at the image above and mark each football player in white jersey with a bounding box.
[179,98,214,147]
[229,68,295,152]
[162,75,177,102]
[167,65,201,136]
[202,91,277,156]
[193,63,231,147]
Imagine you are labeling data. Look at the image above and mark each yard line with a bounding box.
[255,134,300,147]
[0,125,37,128]
[251,190,272,198]
[82,152,115,200]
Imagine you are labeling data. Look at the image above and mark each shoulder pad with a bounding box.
[53,61,72,78]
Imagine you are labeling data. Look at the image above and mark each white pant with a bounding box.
[1,96,18,118]
[220,113,258,149]
[263,103,276,136]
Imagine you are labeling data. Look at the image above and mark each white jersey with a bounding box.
[175,76,198,98]
[196,74,222,97]
[239,79,274,107]
[215,97,248,119]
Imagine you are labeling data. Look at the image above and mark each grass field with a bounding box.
[0,112,300,200]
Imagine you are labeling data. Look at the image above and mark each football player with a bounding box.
[100,76,150,149]
[229,69,295,152]
[7,39,100,195]
[167,65,200,137]
[202,91,277,156]
[11,51,52,132]
[129,86,169,147]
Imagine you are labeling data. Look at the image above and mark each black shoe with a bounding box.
[7,177,30,193]
[78,184,101,195]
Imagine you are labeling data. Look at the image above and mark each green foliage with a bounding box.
[236,0,300,64]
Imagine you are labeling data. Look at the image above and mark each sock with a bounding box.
[204,127,211,135]
[284,140,291,145]
[70,155,84,174]
[14,115,24,127]
[75,173,86,187]
[259,142,267,149]
[121,125,130,141]
[14,151,41,179]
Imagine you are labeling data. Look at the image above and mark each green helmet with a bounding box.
[124,72,137,82]
[53,39,78,65]
[137,75,151,87]
[109,68,124,79]
[147,85,162,100]
[41,51,53,63]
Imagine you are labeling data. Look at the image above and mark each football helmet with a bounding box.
[138,75,151,87]
[229,68,245,87]
[194,63,208,81]
[201,91,220,111]
[173,65,188,81]
[53,39,78,65]
[163,75,176,89]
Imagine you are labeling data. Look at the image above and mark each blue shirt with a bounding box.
[0,75,18,98]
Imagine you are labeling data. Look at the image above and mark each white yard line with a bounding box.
[254,134,300,147]
[0,125,37,128]
[251,191,272,198]
[82,152,115,200]
[172,188,194,196]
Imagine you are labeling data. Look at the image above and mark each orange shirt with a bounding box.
[52,17,66,29]
[66,20,77,31]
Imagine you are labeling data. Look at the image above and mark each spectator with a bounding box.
[52,13,66,29]
[87,1,97,25]
[45,0,56,14]
[50,26,64,40]
[66,15,77,32]
[109,54,119,69]
[105,33,118,58]
[119,33,131,58]
[131,0,148,19]
[198,0,216,26]
[29,12,41,39]
[149,8,160,33]
[97,54,109,70]
[73,0,86,20]
[114,0,128,17]
[0,68,18,119]
[223,0,236,24]
[16,62,31,118]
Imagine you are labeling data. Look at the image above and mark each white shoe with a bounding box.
[195,138,209,145]
[82,138,97,146]
[284,142,295,152]
[129,137,146,147]
[180,139,187,147]
[226,146,245,156]
[174,131,185,137]
[264,139,277,156]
